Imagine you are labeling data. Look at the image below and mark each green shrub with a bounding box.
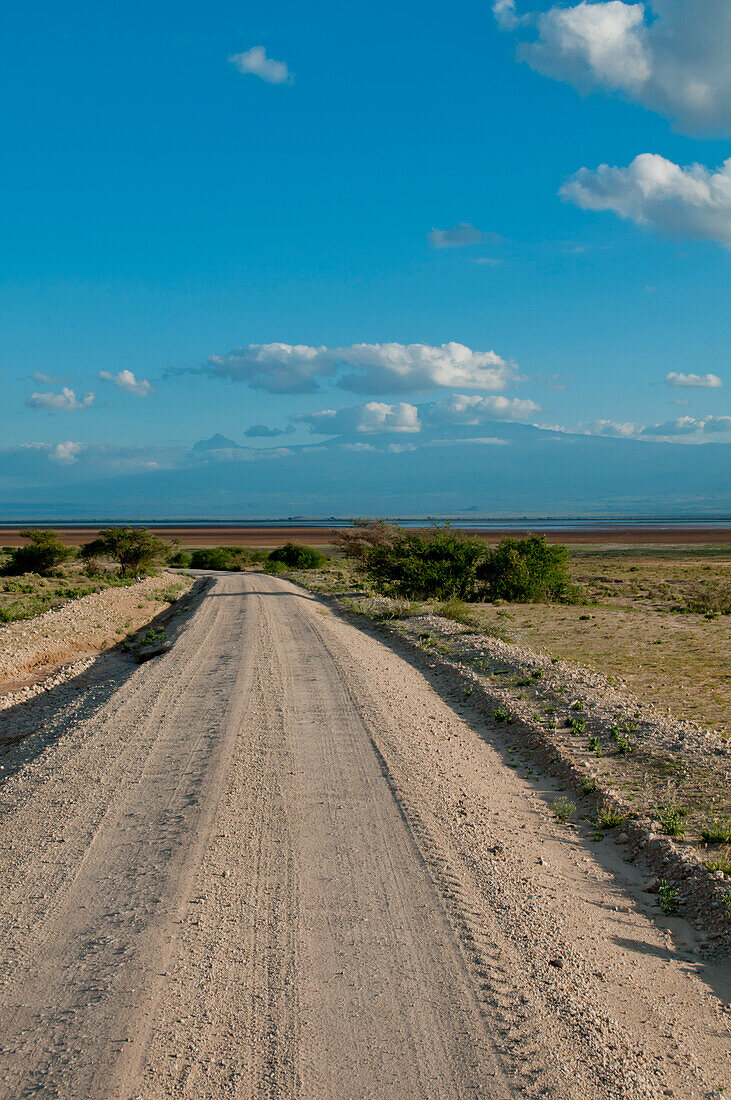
[189,546,251,571]
[2,529,73,576]
[169,550,193,568]
[360,525,485,600]
[268,542,325,570]
[477,535,572,603]
[80,527,166,575]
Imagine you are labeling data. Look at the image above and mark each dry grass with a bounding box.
[303,545,731,739]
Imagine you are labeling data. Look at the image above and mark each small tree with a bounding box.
[80,527,167,575]
[3,529,73,575]
[477,535,571,602]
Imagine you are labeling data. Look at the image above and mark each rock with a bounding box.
[548,958,564,969]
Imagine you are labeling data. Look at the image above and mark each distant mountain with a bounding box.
[192,434,242,452]
[1,421,728,519]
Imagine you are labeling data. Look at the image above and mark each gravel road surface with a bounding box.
[0,573,728,1099]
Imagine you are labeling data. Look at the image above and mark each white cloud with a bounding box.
[586,418,639,437]
[49,441,85,464]
[423,392,541,424]
[206,344,330,393]
[496,0,731,134]
[666,371,723,388]
[560,154,731,248]
[26,387,94,411]
[296,402,421,436]
[206,341,520,394]
[586,414,731,439]
[98,369,153,397]
[32,372,69,385]
[493,0,523,32]
[641,415,706,437]
[428,223,484,248]
[229,46,292,85]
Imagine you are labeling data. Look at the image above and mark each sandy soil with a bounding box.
[0,573,728,1099]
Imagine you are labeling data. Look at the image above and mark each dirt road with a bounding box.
[0,574,728,1099]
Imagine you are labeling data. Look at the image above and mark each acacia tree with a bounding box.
[80,527,168,575]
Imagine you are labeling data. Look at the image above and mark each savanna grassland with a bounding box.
[300,543,731,741]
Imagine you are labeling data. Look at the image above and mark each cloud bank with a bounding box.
[560,154,731,247]
[494,0,731,134]
[295,392,541,436]
[206,342,520,395]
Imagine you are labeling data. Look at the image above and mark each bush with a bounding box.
[2,529,73,576]
[168,550,193,568]
[80,527,167,575]
[359,525,486,600]
[477,535,572,603]
[267,542,325,570]
[190,548,232,570]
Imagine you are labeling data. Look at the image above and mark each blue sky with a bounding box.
[0,0,729,513]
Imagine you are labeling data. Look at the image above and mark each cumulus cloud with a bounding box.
[98,369,153,397]
[495,0,731,134]
[49,441,85,464]
[428,223,485,248]
[586,414,731,438]
[666,371,723,388]
[229,46,292,85]
[560,154,731,248]
[423,392,541,424]
[206,341,519,395]
[26,387,94,411]
[642,415,731,437]
[296,402,421,436]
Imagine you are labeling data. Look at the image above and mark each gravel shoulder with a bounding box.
[0,572,728,1099]
[0,570,193,692]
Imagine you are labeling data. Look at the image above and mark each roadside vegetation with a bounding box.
[0,526,187,624]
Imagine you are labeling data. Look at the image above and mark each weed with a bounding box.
[593,805,626,830]
[658,879,679,915]
[657,803,687,839]
[705,848,731,877]
[580,776,598,794]
[531,669,544,680]
[552,796,576,823]
[570,699,584,712]
[588,736,602,755]
[141,626,167,647]
[437,597,475,625]
[493,706,510,722]
[700,819,731,845]
[569,716,586,735]
[611,727,634,754]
